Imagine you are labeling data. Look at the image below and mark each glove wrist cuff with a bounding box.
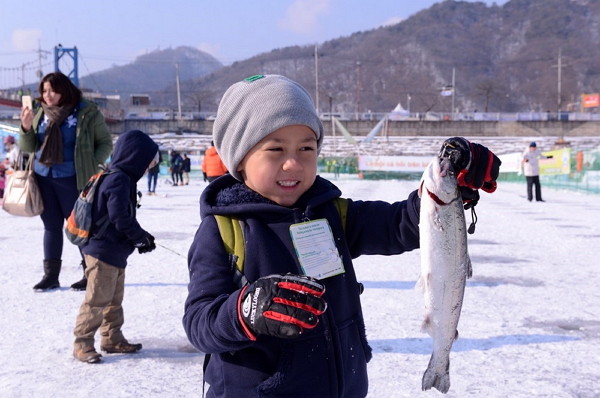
[237,286,257,341]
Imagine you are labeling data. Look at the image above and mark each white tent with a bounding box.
[388,103,410,121]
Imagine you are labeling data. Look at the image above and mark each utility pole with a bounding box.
[329,95,335,150]
[451,67,456,117]
[175,63,182,121]
[36,41,49,80]
[552,48,566,112]
[314,44,319,115]
[355,61,361,120]
[20,64,25,91]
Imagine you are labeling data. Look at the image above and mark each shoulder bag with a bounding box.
[2,153,44,217]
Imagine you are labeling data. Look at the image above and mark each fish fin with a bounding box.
[421,314,433,336]
[418,180,424,197]
[455,329,459,341]
[466,256,473,279]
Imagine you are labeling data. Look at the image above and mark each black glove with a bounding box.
[238,273,327,340]
[203,172,208,182]
[460,187,480,210]
[134,233,156,254]
[439,137,502,193]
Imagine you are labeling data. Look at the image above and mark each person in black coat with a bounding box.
[73,130,158,364]
[182,153,191,185]
[170,150,183,186]
[147,151,162,195]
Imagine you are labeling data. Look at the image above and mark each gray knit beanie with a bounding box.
[213,74,323,181]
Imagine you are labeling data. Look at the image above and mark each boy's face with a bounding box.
[237,125,318,207]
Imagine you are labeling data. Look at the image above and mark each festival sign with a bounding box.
[358,155,432,172]
[539,148,570,175]
[581,93,600,109]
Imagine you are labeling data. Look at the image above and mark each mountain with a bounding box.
[80,0,600,115]
[79,46,222,105]
[175,0,600,114]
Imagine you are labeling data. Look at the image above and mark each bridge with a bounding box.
[0,97,21,109]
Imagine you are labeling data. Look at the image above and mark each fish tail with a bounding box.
[422,355,451,393]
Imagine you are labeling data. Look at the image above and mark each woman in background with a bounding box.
[19,72,113,291]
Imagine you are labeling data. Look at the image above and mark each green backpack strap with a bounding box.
[214,198,348,287]
[333,197,348,233]
[215,215,247,286]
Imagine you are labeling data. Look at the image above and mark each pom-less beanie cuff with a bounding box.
[212,74,323,181]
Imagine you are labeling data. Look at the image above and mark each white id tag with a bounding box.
[289,219,345,280]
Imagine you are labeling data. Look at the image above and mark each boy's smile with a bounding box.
[237,125,318,207]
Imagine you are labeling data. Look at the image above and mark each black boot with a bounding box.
[70,260,87,291]
[33,260,61,291]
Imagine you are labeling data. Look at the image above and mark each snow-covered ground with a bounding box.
[0,174,598,397]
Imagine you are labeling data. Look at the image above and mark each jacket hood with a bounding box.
[200,174,341,220]
[110,130,158,181]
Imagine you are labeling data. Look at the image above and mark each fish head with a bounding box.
[420,157,459,204]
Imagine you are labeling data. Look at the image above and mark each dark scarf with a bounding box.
[38,103,74,166]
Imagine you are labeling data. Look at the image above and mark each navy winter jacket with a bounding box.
[82,130,158,268]
[183,174,420,397]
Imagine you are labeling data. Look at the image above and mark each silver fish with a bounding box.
[417,156,472,394]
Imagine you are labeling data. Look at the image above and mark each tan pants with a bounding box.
[73,255,126,349]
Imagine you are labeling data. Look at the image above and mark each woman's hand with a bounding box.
[20,107,34,131]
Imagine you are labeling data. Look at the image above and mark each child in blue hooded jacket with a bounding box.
[183,75,501,397]
[73,130,159,364]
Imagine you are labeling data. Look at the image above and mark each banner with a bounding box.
[358,155,432,172]
[498,153,523,173]
[539,148,570,175]
[581,93,600,108]
[497,148,570,175]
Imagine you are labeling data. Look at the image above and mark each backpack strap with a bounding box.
[333,197,348,233]
[90,169,114,239]
[214,215,247,287]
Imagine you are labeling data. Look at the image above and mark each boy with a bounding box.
[73,130,159,364]
[183,75,500,397]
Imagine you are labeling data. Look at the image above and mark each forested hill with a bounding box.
[177,0,600,114]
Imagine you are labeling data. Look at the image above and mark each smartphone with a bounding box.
[22,95,33,110]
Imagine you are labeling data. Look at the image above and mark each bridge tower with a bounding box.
[54,45,79,87]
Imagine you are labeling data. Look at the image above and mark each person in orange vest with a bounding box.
[201,141,228,182]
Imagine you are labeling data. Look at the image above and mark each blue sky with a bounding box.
[1,0,506,87]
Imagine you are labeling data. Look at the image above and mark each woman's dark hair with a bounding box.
[37,72,82,107]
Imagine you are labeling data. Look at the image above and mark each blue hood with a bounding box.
[110,130,158,181]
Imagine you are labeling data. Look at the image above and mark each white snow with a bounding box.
[1,175,599,397]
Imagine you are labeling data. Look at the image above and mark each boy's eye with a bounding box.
[300,146,316,151]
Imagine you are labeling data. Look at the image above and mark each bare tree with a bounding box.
[474,78,501,112]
